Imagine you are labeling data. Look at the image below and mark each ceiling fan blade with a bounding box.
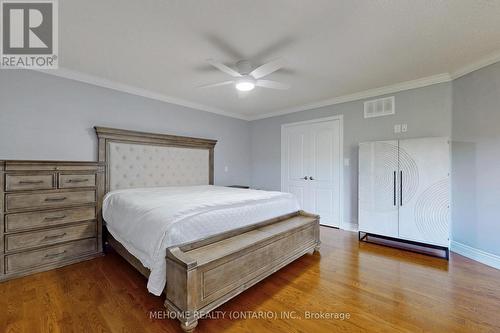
[250,58,286,79]
[206,59,242,77]
[256,79,290,90]
[198,80,234,89]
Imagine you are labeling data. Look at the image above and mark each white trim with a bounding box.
[341,222,358,232]
[33,67,451,122]
[253,53,500,120]
[33,67,251,120]
[338,115,344,230]
[31,51,500,122]
[450,50,500,80]
[280,115,344,229]
[451,241,500,270]
[281,115,344,128]
[250,73,451,120]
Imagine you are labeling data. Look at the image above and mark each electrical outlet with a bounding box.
[401,123,408,132]
[394,124,401,133]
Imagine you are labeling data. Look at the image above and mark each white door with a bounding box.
[358,140,399,238]
[307,120,342,227]
[282,117,342,228]
[398,137,450,246]
[281,123,310,209]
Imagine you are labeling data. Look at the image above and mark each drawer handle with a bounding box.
[44,250,67,258]
[18,180,44,184]
[44,197,67,202]
[43,215,67,221]
[67,179,88,183]
[43,233,67,240]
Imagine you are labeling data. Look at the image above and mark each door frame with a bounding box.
[281,115,344,229]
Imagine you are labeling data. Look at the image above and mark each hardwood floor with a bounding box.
[1,227,500,333]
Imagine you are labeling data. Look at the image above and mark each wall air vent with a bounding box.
[364,96,395,118]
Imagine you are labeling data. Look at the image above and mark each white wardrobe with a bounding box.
[358,137,450,250]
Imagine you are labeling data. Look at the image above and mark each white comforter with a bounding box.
[102,185,300,295]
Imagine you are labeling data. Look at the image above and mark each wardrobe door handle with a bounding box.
[309,176,314,180]
[303,176,308,180]
[400,170,403,206]
[393,171,396,206]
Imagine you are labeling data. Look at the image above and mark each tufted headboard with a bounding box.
[95,127,217,193]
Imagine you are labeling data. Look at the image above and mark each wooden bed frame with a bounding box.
[95,127,320,332]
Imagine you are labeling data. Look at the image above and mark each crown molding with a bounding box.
[450,50,500,80]
[248,73,452,120]
[31,68,452,123]
[32,49,500,122]
[33,67,251,121]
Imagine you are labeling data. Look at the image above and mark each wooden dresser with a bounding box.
[0,160,104,281]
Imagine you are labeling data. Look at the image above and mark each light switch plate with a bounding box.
[401,123,408,132]
[344,158,350,167]
[394,124,401,133]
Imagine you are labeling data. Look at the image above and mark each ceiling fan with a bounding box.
[199,58,290,92]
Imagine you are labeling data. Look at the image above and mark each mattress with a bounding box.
[102,185,300,295]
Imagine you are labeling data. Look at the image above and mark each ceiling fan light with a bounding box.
[235,80,255,91]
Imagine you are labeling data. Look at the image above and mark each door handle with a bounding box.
[303,176,308,180]
[309,176,314,180]
[393,171,396,206]
[400,170,403,206]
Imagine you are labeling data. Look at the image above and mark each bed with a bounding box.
[95,127,320,332]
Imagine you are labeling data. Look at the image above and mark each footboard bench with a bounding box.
[165,211,320,332]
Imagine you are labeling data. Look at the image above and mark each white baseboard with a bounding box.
[341,222,358,232]
[451,241,500,270]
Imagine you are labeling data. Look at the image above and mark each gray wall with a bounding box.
[0,70,250,186]
[4,65,499,258]
[250,83,452,227]
[452,61,500,256]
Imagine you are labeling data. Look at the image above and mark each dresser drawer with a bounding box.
[6,207,96,232]
[58,174,96,188]
[6,190,95,211]
[5,174,55,191]
[5,221,96,252]
[5,238,97,274]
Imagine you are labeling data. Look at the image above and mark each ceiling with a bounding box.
[57,0,500,120]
